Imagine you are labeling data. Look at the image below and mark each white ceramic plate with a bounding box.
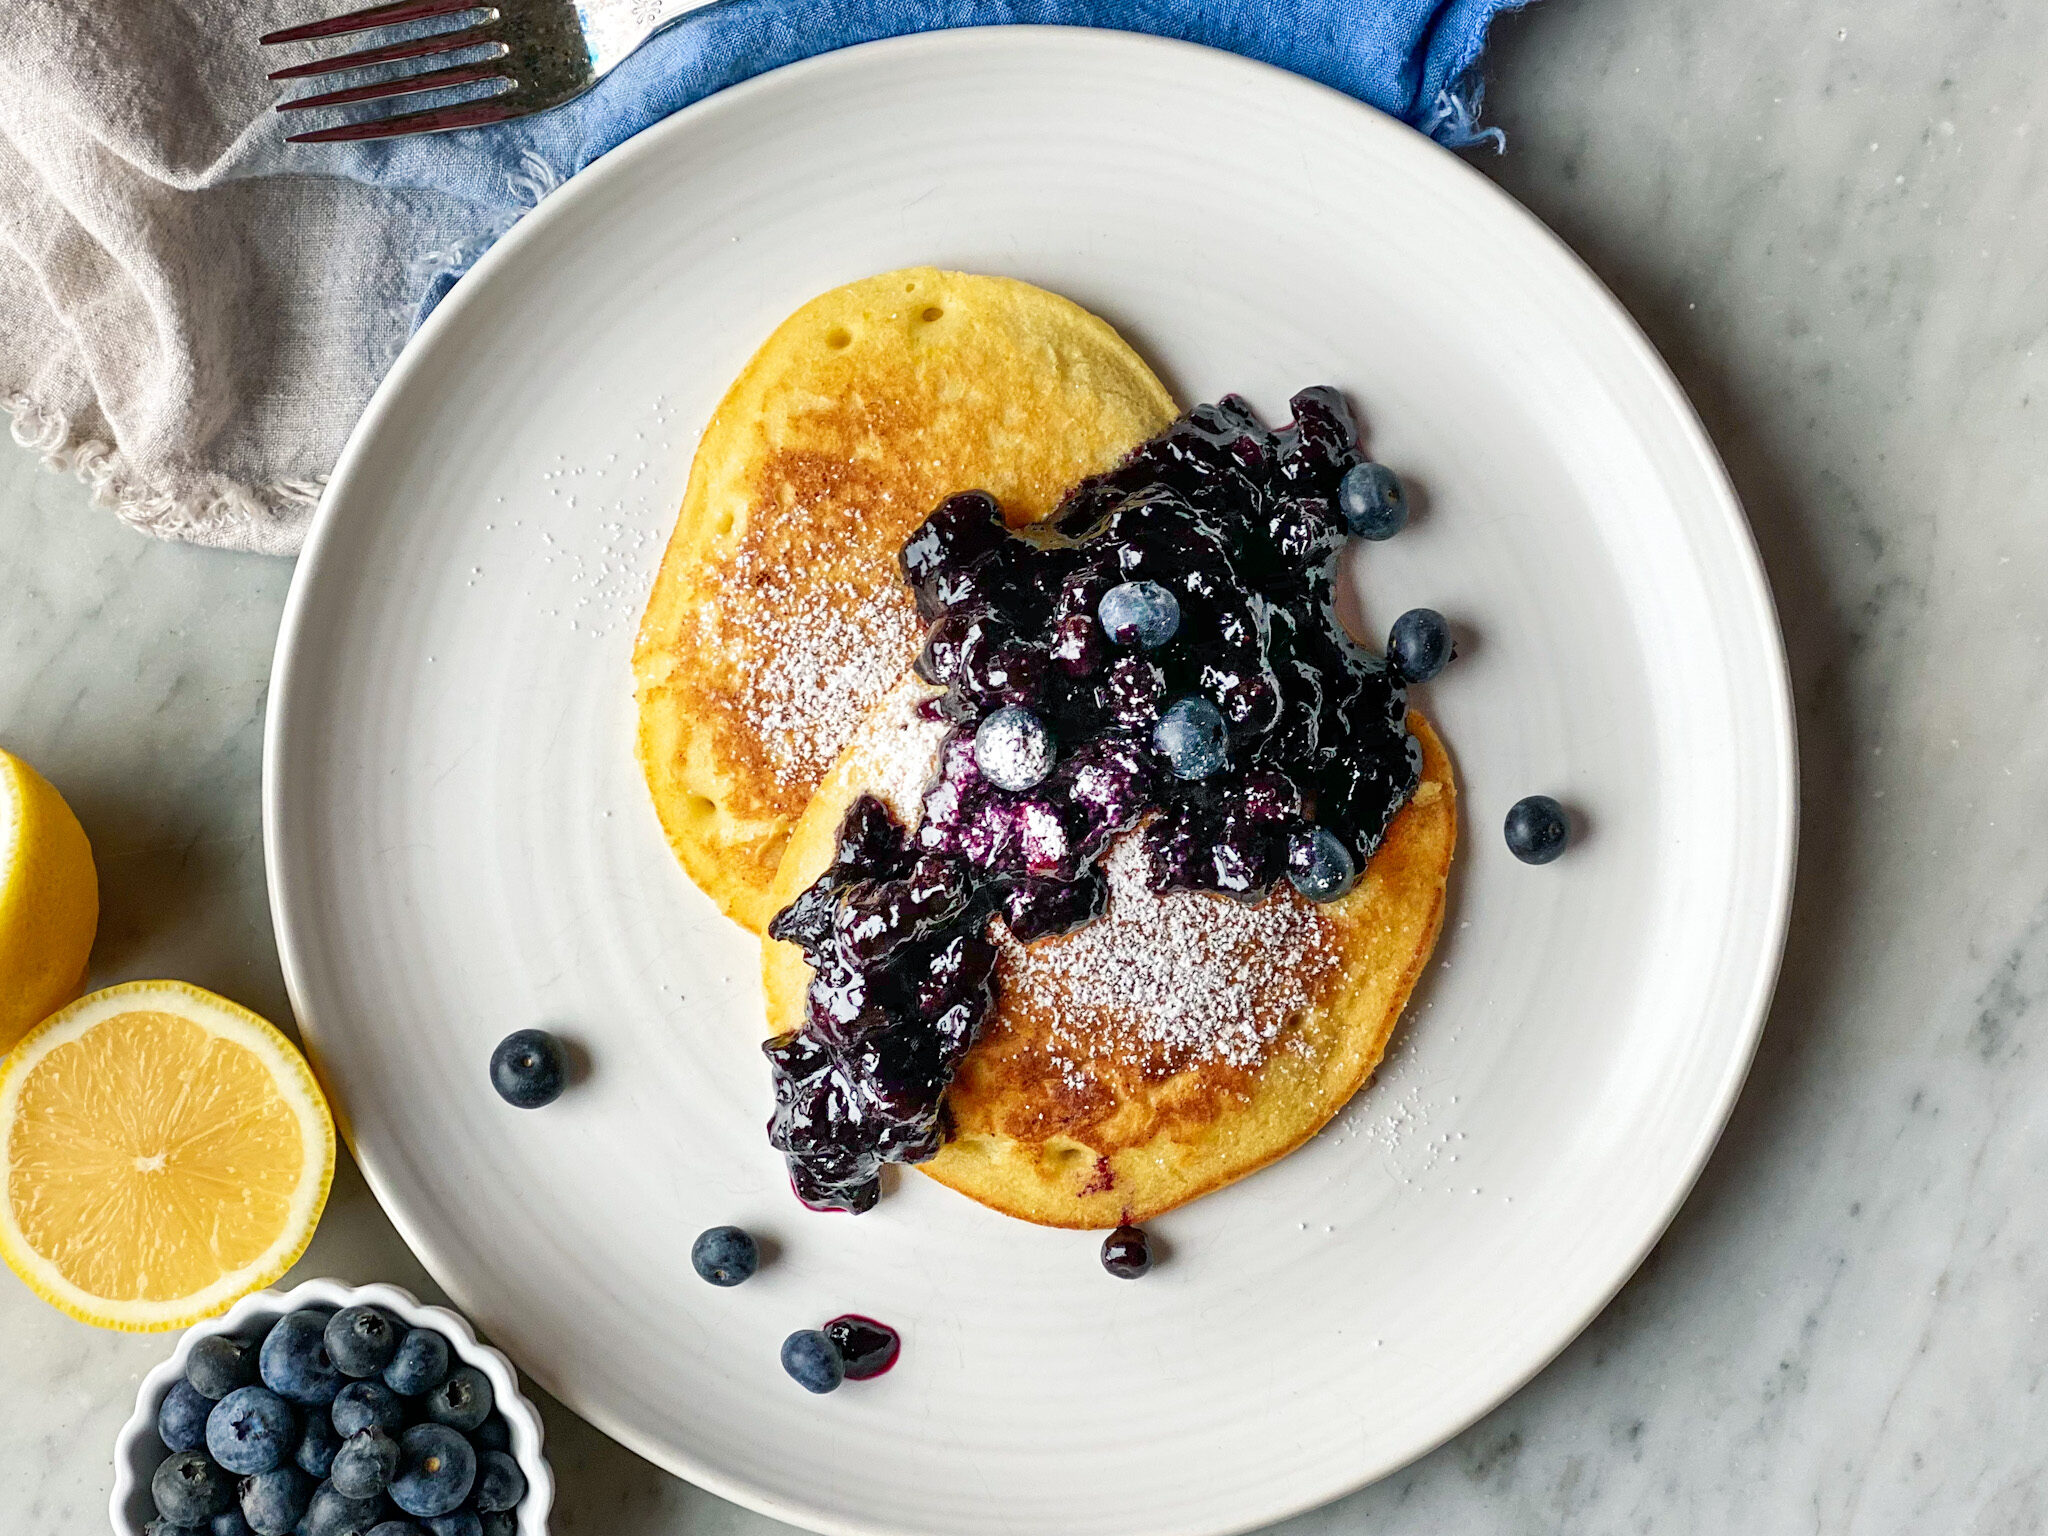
[265,29,1795,1536]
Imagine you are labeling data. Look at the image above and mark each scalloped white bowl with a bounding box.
[109,1278,554,1535]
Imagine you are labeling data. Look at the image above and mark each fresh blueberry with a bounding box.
[1504,795,1570,864]
[479,1514,516,1536]
[489,1028,568,1108]
[390,1423,477,1518]
[299,1482,386,1536]
[472,1449,526,1513]
[159,1378,214,1452]
[1336,461,1408,540]
[1152,697,1229,780]
[469,1415,511,1454]
[143,1521,208,1536]
[421,1515,483,1536]
[1100,1225,1152,1279]
[325,1305,404,1379]
[823,1315,901,1380]
[236,1465,313,1536]
[211,1510,256,1536]
[295,1409,341,1478]
[368,1525,427,1536]
[1386,608,1452,683]
[151,1449,237,1523]
[186,1334,260,1400]
[382,1328,452,1398]
[780,1330,844,1394]
[332,1379,404,1437]
[690,1225,759,1286]
[259,1309,343,1406]
[1286,825,1358,903]
[1097,580,1181,650]
[973,706,1056,792]
[205,1386,297,1475]
[422,1365,492,1434]
[331,1425,402,1498]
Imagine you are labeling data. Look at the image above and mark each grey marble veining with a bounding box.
[4,0,2046,1529]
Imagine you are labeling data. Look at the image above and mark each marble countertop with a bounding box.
[6,0,2046,1530]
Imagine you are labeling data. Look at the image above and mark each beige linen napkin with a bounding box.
[0,1,494,554]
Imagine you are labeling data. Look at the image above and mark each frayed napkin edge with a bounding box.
[5,390,319,557]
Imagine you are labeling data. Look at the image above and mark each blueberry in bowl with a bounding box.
[111,1279,553,1536]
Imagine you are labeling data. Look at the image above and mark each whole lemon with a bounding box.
[0,748,97,1050]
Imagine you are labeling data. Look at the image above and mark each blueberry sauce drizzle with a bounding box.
[765,389,1422,1212]
[824,1314,902,1379]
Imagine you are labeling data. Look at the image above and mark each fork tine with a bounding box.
[284,95,526,142]
[276,60,506,111]
[260,0,482,46]
[268,27,501,80]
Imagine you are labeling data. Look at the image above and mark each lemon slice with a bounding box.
[0,981,335,1330]
[0,748,98,1052]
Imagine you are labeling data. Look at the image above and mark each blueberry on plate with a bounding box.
[211,1509,256,1536]
[186,1334,259,1400]
[390,1422,477,1518]
[382,1327,452,1398]
[1285,825,1358,903]
[332,1379,404,1437]
[158,1377,214,1452]
[142,1520,209,1536]
[205,1386,297,1475]
[330,1425,401,1498]
[472,1448,526,1513]
[299,1481,386,1536]
[423,1364,493,1434]
[469,1414,511,1454]
[259,1309,343,1406]
[151,1449,237,1524]
[1097,580,1181,650]
[325,1305,404,1379]
[1100,1225,1152,1279]
[1153,696,1229,780]
[367,1523,427,1536]
[294,1409,341,1479]
[1336,461,1408,540]
[1386,608,1452,684]
[236,1464,313,1536]
[973,706,1057,792]
[479,1513,517,1536]
[489,1028,568,1108]
[1504,794,1570,864]
[780,1330,844,1394]
[690,1225,759,1287]
[421,1513,483,1536]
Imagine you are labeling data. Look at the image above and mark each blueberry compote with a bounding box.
[764,389,1423,1212]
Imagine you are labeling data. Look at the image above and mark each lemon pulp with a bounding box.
[0,981,334,1330]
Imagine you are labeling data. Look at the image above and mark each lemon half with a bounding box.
[0,981,335,1330]
[0,748,98,1051]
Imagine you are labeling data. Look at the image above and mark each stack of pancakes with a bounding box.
[634,268,1455,1227]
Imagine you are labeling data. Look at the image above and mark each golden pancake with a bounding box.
[633,269,1177,932]
[762,675,1457,1228]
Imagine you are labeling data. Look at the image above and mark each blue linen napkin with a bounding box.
[351,0,1532,316]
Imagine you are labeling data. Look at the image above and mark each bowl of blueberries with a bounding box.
[110,1277,552,1536]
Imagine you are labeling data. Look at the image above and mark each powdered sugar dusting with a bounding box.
[700,550,920,790]
[999,838,1338,1080]
[847,678,950,821]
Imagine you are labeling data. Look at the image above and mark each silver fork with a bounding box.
[261,0,707,143]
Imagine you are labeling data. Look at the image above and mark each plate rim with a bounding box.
[264,25,1799,1536]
